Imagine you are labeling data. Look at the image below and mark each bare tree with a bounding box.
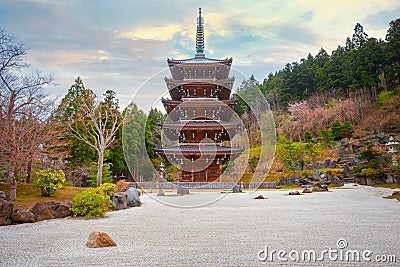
[0,29,53,201]
[69,100,124,187]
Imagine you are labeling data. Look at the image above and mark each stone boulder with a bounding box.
[394,175,400,184]
[289,191,300,195]
[312,182,329,192]
[254,195,265,199]
[176,185,190,195]
[126,187,141,207]
[54,203,72,218]
[31,202,56,221]
[386,176,394,184]
[343,164,352,178]
[112,192,128,210]
[0,190,8,200]
[86,231,117,248]
[232,184,242,193]
[11,209,36,223]
[302,188,312,193]
[331,176,343,186]
[0,198,13,225]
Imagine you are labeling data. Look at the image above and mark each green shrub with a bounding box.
[34,168,66,197]
[165,173,174,182]
[70,188,113,218]
[98,183,116,197]
[63,180,74,187]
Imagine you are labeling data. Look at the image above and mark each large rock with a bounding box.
[394,175,400,184]
[366,178,375,186]
[11,209,36,223]
[331,176,343,186]
[343,164,352,178]
[112,192,127,210]
[31,202,56,221]
[86,231,117,248]
[177,185,190,195]
[302,188,312,193]
[312,183,329,192]
[54,203,72,218]
[386,176,394,184]
[0,198,13,225]
[232,184,242,193]
[0,191,8,200]
[126,187,141,207]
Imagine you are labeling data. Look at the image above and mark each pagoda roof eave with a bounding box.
[155,145,244,155]
[159,121,241,130]
[161,98,236,105]
[167,57,232,66]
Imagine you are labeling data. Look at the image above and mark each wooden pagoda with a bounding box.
[155,8,243,182]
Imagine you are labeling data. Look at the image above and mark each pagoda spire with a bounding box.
[195,7,205,58]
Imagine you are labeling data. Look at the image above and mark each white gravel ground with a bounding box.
[0,184,399,266]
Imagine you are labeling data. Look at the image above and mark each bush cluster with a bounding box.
[70,185,115,218]
[34,168,65,197]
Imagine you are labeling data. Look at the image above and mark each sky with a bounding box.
[1,0,399,111]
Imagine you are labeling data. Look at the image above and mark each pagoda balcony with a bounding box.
[159,120,241,130]
[155,145,244,157]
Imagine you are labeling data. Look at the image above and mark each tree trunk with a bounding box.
[26,159,32,183]
[97,150,104,187]
[10,172,17,202]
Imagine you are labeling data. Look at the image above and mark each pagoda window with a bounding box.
[194,88,197,95]
[203,88,206,96]
[193,110,196,117]
[192,131,195,139]
[205,132,208,138]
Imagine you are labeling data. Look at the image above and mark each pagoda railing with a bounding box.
[127,182,276,189]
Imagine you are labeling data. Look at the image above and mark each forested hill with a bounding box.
[257,18,400,110]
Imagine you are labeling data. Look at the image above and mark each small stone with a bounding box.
[254,195,265,199]
[86,231,117,248]
[11,209,36,223]
[289,191,300,195]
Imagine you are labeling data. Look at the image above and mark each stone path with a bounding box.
[0,184,399,266]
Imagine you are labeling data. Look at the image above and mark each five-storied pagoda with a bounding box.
[155,8,244,182]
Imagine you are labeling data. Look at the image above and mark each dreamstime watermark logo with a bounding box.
[257,238,397,263]
[122,65,276,208]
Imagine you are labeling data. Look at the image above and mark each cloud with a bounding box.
[1,0,399,111]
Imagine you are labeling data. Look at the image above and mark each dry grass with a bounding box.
[0,182,85,210]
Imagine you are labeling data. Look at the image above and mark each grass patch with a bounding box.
[383,195,400,201]
[276,184,302,190]
[373,183,400,189]
[0,182,85,210]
